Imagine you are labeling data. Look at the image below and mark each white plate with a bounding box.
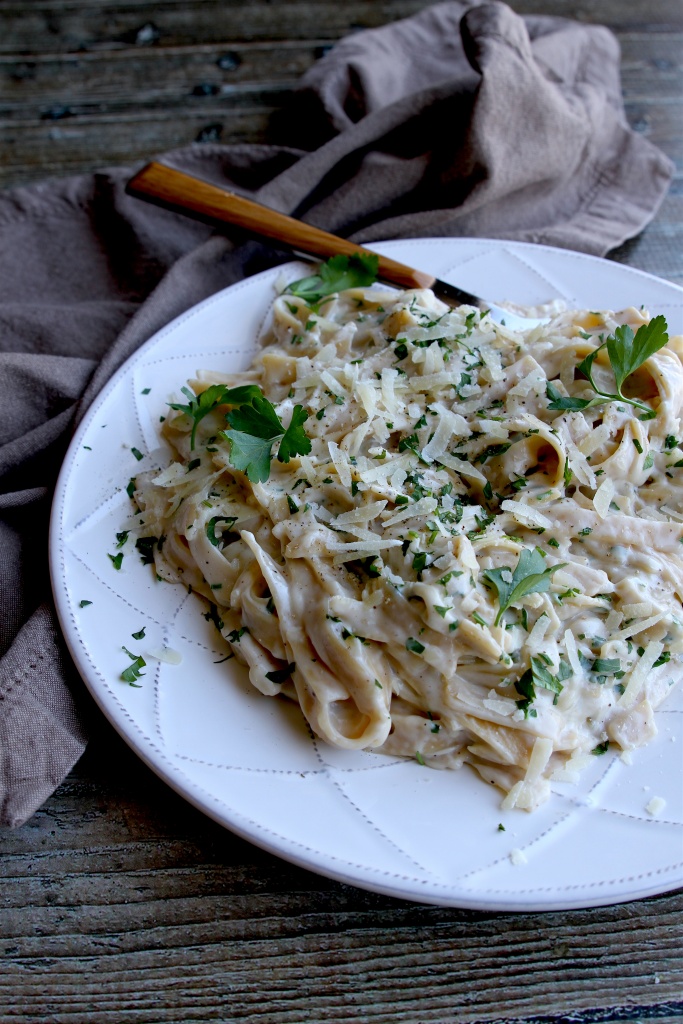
[50,239,683,911]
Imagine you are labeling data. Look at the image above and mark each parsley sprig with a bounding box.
[483,548,566,626]
[170,383,262,450]
[546,316,669,417]
[285,253,379,305]
[221,393,311,483]
[514,657,572,717]
[170,382,311,482]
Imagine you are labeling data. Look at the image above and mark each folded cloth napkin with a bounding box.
[0,0,673,826]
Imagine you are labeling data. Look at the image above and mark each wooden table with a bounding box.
[2,2,682,1020]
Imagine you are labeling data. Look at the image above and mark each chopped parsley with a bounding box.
[265,663,296,684]
[433,605,452,618]
[120,646,145,686]
[406,637,425,654]
[135,535,162,565]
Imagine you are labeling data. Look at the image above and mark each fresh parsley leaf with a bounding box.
[576,344,606,394]
[223,429,274,483]
[530,655,568,695]
[265,663,296,684]
[285,253,379,304]
[406,637,425,654]
[591,657,621,675]
[412,551,429,574]
[575,316,669,415]
[136,536,160,565]
[483,547,566,626]
[514,668,536,716]
[169,383,262,450]
[545,382,594,412]
[434,605,452,618]
[278,405,312,463]
[356,556,381,578]
[206,516,238,548]
[607,316,669,393]
[204,604,224,631]
[120,645,145,686]
[227,627,248,643]
[227,392,283,439]
[222,391,310,483]
[438,570,463,587]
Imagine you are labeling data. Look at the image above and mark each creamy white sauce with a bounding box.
[130,285,683,811]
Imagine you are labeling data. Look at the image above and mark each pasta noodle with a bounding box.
[131,282,683,811]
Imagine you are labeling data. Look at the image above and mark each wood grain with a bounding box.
[1,720,682,1024]
[0,0,432,53]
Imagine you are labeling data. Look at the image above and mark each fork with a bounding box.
[127,162,549,331]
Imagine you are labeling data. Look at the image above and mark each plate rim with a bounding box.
[49,237,683,911]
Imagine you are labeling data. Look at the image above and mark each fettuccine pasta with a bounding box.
[131,282,683,811]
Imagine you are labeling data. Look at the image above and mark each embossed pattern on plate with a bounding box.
[50,239,683,910]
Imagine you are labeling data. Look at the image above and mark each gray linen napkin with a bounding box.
[0,1,673,826]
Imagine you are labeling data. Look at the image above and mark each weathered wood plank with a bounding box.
[0,1,432,55]
[0,725,681,1024]
[0,0,681,58]
[0,0,680,66]
[0,31,682,122]
[1,95,682,178]
[0,105,278,184]
[0,908,681,1022]
[0,42,319,119]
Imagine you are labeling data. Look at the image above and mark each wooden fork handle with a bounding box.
[126,161,435,291]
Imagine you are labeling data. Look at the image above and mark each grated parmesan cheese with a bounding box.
[645,796,666,817]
